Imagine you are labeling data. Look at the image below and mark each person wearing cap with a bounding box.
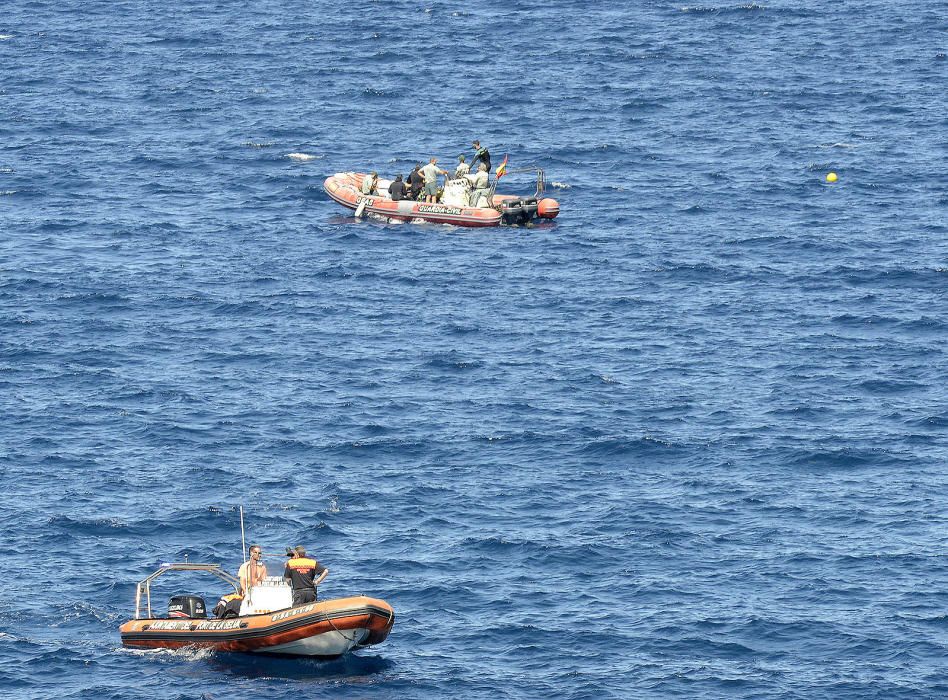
[237,544,267,595]
[361,171,379,195]
[454,155,470,179]
[283,546,329,606]
[470,140,491,174]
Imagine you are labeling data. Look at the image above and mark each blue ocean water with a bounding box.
[2,1,947,697]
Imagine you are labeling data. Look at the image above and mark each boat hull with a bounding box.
[324,172,503,227]
[119,595,394,658]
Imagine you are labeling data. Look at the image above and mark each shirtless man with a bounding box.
[237,544,267,595]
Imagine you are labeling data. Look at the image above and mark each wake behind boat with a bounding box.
[119,562,394,658]
[324,166,560,227]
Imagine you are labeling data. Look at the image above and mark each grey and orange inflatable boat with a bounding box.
[324,169,560,227]
[119,562,394,657]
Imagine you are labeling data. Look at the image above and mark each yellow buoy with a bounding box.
[826,172,838,183]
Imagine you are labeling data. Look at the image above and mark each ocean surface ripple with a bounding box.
[1,1,946,698]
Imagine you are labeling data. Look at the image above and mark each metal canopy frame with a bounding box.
[134,563,240,620]
[452,166,546,209]
[499,166,546,199]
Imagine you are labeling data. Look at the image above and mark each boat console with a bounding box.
[441,178,475,207]
[239,576,293,615]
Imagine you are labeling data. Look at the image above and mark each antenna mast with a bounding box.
[240,505,247,568]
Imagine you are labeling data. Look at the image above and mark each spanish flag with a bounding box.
[495,154,508,180]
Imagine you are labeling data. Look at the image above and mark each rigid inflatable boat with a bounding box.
[119,562,394,658]
[323,169,560,227]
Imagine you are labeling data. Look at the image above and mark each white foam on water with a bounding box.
[286,153,318,162]
[0,35,13,40]
[119,644,217,661]
[550,181,571,189]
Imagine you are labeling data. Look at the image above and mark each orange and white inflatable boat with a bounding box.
[119,562,394,658]
[324,170,560,227]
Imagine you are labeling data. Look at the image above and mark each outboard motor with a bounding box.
[500,197,540,226]
[168,595,207,619]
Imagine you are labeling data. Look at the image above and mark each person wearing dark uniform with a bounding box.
[212,592,243,618]
[388,174,407,201]
[407,165,425,201]
[283,546,328,606]
[470,140,491,174]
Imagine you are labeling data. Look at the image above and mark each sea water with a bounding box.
[1,1,947,698]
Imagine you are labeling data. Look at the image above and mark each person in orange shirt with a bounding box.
[212,592,243,619]
[283,546,329,606]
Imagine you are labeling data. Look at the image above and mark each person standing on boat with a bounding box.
[388,174,407,201]
[284,546,329,606]
[454,155,470,179]
[420,157,448,203]
[470,140,491,174]
[238,544,267,595]
[407,164,424,201]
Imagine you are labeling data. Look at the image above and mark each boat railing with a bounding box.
[495,166,546,199]
[134,562,240,620]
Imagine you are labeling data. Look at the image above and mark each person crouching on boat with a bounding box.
[212,592,243,619]
[467,163,490,207]
[454,155,470,179]
[420,157,448,204]
[284,546,329,606]
[361,171,379,195]
[238,544,267,595]
[388,174,407,201]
